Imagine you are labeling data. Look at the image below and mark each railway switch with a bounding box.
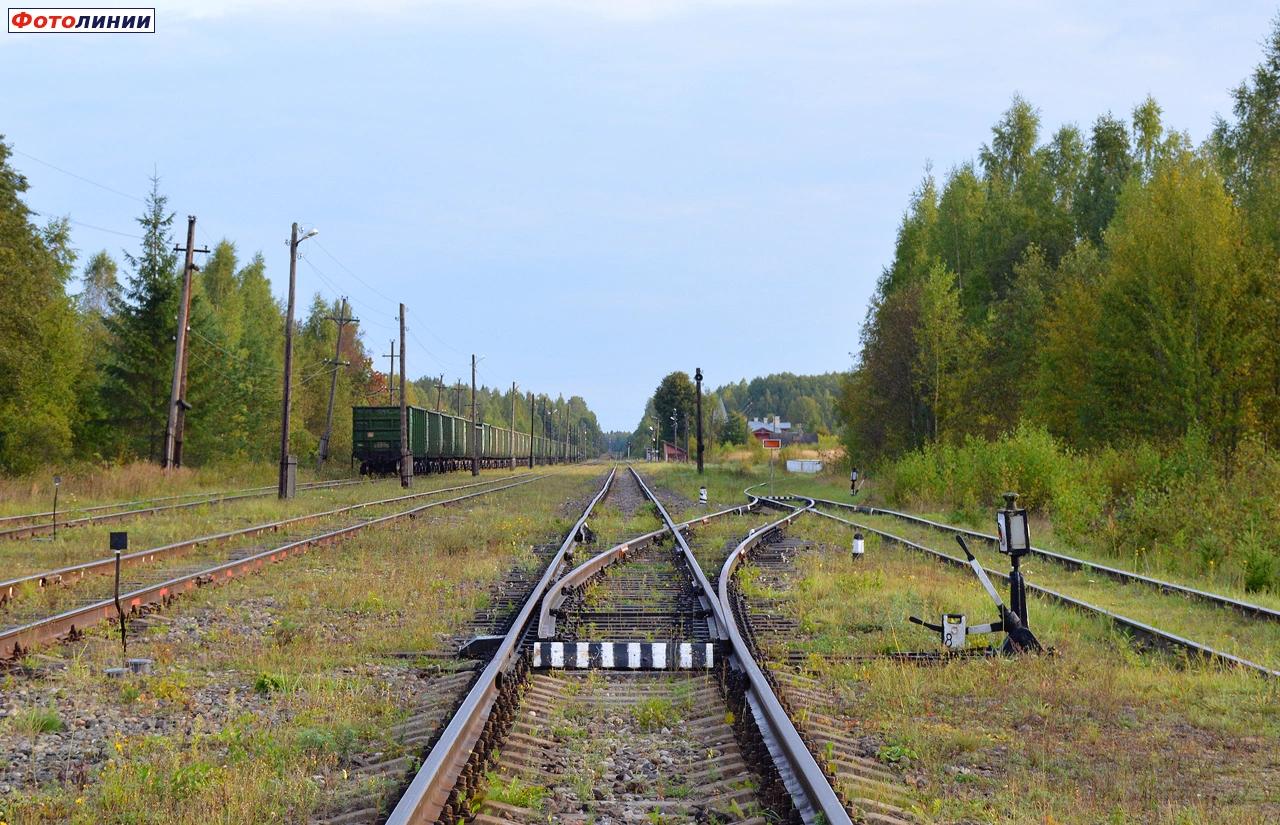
[910,531,1043,654]
[909,612,1003,650]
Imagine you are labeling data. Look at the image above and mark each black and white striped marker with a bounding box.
[530,641,715,670]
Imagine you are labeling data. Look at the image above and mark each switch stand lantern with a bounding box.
[996,491,1031,630]
[908,493,1043,654]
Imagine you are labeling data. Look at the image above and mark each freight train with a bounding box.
[352,405,579,475]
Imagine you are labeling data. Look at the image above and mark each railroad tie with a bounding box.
[529,640,715,670]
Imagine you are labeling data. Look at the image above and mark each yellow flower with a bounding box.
[75,798,85,805]
[114,740,124,754]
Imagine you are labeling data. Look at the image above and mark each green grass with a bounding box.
[846,509,1280,670]
[0,466,605,825]
[8,707,64,736]
[751,513,1280,824]
[0,468,527,580]
[482,772,548,810]
[0,459,354,519]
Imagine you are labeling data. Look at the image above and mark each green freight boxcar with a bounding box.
[353,404,577,474]
[352,406,427,474]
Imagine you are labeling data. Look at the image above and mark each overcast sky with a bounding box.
[3,1,1276,429]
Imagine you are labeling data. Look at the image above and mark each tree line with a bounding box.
[0,152,603,474]
[839,18,1280,467]
[712,373,842,435]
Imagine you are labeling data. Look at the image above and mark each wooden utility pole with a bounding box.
[400,304,412,488]
[528,391,535,469]
[317,298,357,470]
[384,341,397,404]
[435,374,445,411]
[510,381,517,470]
[471,354,479,476]
[280,222,315,499]
[163,215,208,468]
[695,367,704,474]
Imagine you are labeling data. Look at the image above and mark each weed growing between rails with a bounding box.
[748,515,1280,824]
[0,468,602,824]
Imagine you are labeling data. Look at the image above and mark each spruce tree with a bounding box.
[102,177,179,461]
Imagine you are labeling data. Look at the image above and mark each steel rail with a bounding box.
[0,477,367,528]
[535,484,756,638]
[0,473,551,660]
[0,478,380,541]
[600,467,749,637]
[714,496,854,825]
[812,497,1280,623]
[1,473,540,606]
[804,502,1280,680]
[385,467,618,825]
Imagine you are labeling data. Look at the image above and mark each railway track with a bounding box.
[1,472,539,608]
[813,497,1280,622]
[726,530,916,823]
[0,477,372,541]
[384,468,867,824]
[801,499,1280,679]
[0,472,554,660]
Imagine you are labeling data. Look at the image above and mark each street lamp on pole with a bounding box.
[670,410,678,462]
[279,223,319,499]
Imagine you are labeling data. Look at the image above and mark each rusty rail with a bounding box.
[1,473,538,607]
[0,474,550,660]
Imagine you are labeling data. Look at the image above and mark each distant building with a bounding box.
[749,414,817,445]
[662,441,688,462]
[748,415,791,442]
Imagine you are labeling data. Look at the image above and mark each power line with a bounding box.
[13,148,146,203]
[28,208,143,240]
[311,240,398,308]
[299,256,398,335]
[313,239,469,358]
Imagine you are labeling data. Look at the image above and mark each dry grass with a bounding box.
[0,467,604,824]
[760,514,1280,824]
[0,461,304,518]
[0,469,529,579]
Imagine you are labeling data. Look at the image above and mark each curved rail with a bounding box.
[813,497,1280,623]
[1,473,539,606]
[385,467,617,825]
[804,502,1279,680]
[1,474,551,659]
[536,468,755,637]
[715,498,855,825]
[0,477,374,541]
